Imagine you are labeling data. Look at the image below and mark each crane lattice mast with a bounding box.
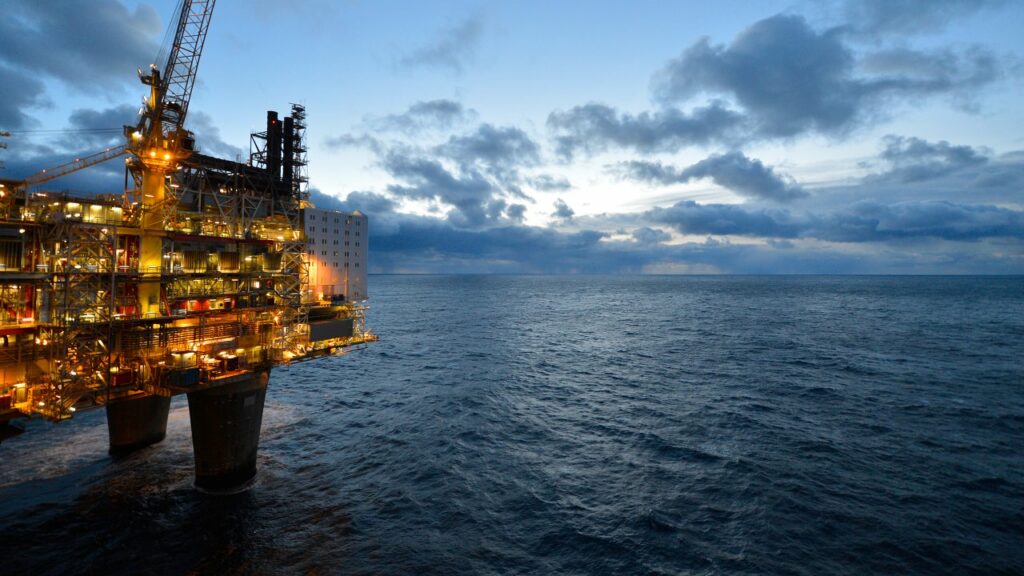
[130,0,216,171]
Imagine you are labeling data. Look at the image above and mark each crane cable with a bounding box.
[154,0,186,76]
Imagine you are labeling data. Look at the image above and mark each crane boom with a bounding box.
[19,146,126,190]
[155,0,215,138]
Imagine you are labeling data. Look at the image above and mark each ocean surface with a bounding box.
[1,275,1022,575]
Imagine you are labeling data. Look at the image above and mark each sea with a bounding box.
[1,275,1022,575]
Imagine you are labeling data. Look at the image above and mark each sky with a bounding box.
[1,0,1022,274]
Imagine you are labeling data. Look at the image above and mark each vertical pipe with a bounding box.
[282,116,294,191]
[266,111,281,181]
[108,230,116,405]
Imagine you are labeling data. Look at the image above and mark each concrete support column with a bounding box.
[106,394,171,454]
[187,370,270,491]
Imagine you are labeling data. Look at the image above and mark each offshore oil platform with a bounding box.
[0,0,374,489]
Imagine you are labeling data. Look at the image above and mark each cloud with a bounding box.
[822,201,1024,242]
[648,199,1024,242]
[59,104,138,150]
[552,199,575,222]
[859,46,995,83]
[843,0,1006,37]
[546,8,1011,158]
[186,111,245,160]
[325,118,544,228]
[617,152,807,202]
[0,63,48,129]
[528,174,572,191]
[383,152,494,223]
[382,149,529,227]
[0,0,161,93]
[872,135,989,183]
[323,133,383,153]
[399,15,484,73]
[316,123,1024,274]
[506,203,527,222]
[650,15,1001,139]
[311,189,396,216]
[369,99,472,134]
[373,122,544,226]
[857,46,1001,112]
[649,201,804,238]
[547,102,744,158]
[438,123,540,182]
[632,227,671,244]
[974,151,1024,190]
[368,215,637,274]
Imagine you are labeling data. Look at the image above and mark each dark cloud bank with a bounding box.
[315,185,1023,274]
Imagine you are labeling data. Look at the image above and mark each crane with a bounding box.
[127,0,216,229]
[129,0,216,174]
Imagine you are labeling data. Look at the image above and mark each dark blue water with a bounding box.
[2,276,1022,575]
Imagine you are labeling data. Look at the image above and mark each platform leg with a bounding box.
[187,370,269,491]
[106,394,171,454]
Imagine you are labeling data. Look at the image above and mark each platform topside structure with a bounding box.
[0,103,372,426]
[0,0,374,489]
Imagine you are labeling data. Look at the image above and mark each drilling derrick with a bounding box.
[0,0,375,489]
